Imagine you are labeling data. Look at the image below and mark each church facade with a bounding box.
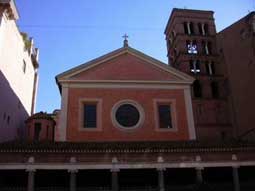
[55,43,196,142]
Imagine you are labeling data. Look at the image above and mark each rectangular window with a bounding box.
[79,99,102,131]
[184,22,194,35]
[189,22,194,35]
[211,82,219,98]
[203,41,212,55]
[22,60,26,73]
[199,23,209,35]
[158,105,172,129]
[204,24,209,35]
[46,126,49,139]
[34,123,41,141]
[187,40,198,54]
[7,115,10,125]
[198,23,203,35]
[83,104,97,128]
[193,80,202,98]
[205,61,215,75]
[183,22,189,34]
[190,60,200,74]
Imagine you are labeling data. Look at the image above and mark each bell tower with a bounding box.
[164,8,232,140]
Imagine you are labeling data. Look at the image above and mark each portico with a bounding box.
[0,141,254,191]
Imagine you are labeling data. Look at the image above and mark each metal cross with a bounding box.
[122,34,129,41]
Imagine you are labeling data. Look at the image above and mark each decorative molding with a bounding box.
[61,82,191,90]
[58,80,194,85]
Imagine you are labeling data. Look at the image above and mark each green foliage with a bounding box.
[20,32,32,51]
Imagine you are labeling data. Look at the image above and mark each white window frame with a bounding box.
[111,100,145,130]
[78,98,102,131]
[153,99,177,132]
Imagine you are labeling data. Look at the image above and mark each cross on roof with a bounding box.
[122,34,129,47]
[122,34,129,41]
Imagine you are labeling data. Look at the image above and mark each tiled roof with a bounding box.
[0,141,254,153]
[25,112,55,122]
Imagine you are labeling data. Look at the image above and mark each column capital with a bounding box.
[110,168,120,172]
[195,167,204,170]
[157,156,164,163]
[68,169,78,173]
[26,168,36,172]
[112,157,118,164]
[157,167,166,171]
[195,155,202,162]
[232,165,240,169]
[27,156,35,163]
[232,154,238,161]
[70,157,77,163]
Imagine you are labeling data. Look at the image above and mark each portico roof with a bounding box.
[0,140,254,153]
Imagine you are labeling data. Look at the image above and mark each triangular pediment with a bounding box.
[56,46,194,86]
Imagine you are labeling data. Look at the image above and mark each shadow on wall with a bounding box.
[0,70,29,142]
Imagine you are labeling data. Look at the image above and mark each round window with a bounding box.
[112,100,144,129]
[115,104,140,127]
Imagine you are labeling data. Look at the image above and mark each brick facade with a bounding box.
[56,46,195,142]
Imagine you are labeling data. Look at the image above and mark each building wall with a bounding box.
[216,12,255,136]
[0,7,38,141]
[64,88,191,142]
[27,118,55,142]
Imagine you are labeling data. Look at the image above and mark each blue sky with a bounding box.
[15,0,253,113]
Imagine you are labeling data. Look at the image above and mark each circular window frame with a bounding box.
[111,100,145,130]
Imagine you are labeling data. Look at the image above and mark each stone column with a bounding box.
[196,167,203,184]
[157,168,165,191]
[27,169,35,191]
[69,169,78,191]
[205,42,209,55]
[111,169,119,191]
[187,22,191,35]
[201,23,205,35]
[232,166,240,191]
